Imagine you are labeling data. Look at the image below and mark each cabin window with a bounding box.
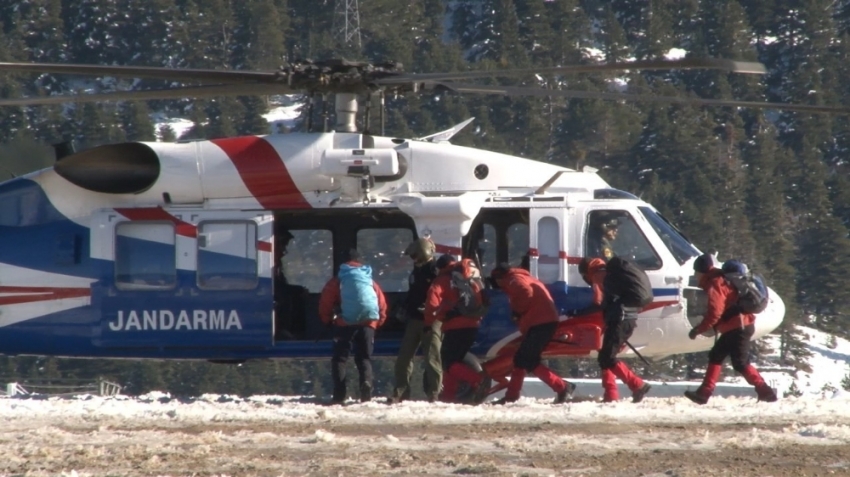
[537,216,560,282]
[508,223,529,267]
[585,210,662,270]
[474,224,497,276]
[115,222,176,289]
[356,228,414,293]
[197,221,258,290]
[282,229,333,293]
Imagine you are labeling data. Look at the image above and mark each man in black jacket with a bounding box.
[387,237,442,403]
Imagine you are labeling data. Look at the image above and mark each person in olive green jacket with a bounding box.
[387,238,442,404]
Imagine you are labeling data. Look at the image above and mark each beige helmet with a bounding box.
[404,237,436,265]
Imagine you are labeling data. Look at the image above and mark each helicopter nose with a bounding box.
[753,286,785,339]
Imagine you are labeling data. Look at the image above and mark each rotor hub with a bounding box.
[275,59,408,94]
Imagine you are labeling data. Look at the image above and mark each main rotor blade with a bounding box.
[436,83,850,114]
[0,83,292,106]
[379,58,766,84]
[0,62,279,85]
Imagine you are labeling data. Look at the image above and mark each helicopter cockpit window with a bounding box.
[282,230,333,293]
[585,210,662,270]
[197,221,258,290]
[115,222,176,290]
[357,228,414,293]
[508,223,529,268]
[638,206,700,265]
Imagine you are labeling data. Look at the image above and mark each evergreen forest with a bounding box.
[0,0,849,398]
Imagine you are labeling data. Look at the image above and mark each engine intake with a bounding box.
[54,142,160,194]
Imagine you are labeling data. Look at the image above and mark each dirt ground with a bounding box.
[2,419,848,477]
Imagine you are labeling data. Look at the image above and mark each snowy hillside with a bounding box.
[759,326,850,398]
[151,100,303,140]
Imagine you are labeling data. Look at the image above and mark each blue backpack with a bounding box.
[338,263,380,324]
[721,260,769,315]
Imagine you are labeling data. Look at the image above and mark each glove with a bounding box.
[688,328,699,340]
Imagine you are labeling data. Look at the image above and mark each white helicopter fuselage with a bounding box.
[0,131,783,362]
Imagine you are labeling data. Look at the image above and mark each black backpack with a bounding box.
[721,260,769,315]
[603,257,653,308]
[448,258,490,318]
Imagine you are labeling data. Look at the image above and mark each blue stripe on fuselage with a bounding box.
[0,178,96,277]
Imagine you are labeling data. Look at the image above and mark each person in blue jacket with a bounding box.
[319,249,387,404]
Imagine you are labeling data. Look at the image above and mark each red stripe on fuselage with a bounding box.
[211,136,311,209]
[435,244,463,256]
[115,207,197,238]
[0,286,90,305]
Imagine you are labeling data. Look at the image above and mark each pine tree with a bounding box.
[487,0,529,67]
[178,0,235,68]
[238,96,269,135]
[180,102,209,140]
[792,145,850,334]
[158,124,177,142]
[635,0,674,59]
[233,0,287,70]
[20,0,67,63]
[119,102,156,142]
[515,0,554,65]
[601,5,632,62]
[207,98,241,138]
[0,29,26,143]
[447,0,481,54]
[64,0,123,65]
[411,0,464,73]
[742,122,810,368]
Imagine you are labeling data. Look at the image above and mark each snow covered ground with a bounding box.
[1,326,849,476]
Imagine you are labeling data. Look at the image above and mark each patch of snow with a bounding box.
[583,47,605,61]
[262,103,302,134]
[665,48,687,60]
[150,114,194,141]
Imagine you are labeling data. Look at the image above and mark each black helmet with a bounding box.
[578,257,593,276]
[435,253,455,270]
[693,253,719,273]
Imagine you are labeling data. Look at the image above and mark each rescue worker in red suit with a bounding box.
[578,257,652,403]
[489,264,577,404]
[424,254,487,404]
[319,249,388,404]
[685,253,778,404]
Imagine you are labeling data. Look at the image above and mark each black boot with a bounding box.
[684,389,709,405]
[360,382,372,402]
[555,381,577,404]
[632,383,651,403]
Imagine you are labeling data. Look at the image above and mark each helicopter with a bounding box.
[0,55,830,399]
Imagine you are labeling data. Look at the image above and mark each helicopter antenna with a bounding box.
[534,170,570,195]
